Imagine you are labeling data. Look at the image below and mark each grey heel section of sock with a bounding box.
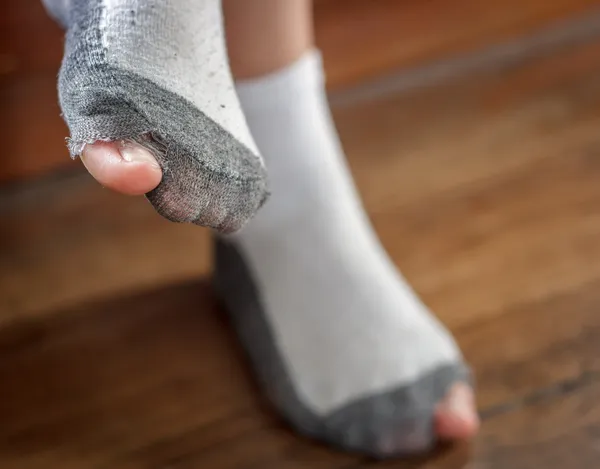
[214,238,472,459]
[54,0,268,233]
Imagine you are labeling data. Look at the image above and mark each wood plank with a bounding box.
[0,274,598,468]
[0,0,63,76]
[315,0,600,90]
[0,73,69,182]
[0,171,212,324]
[0,282,357,469]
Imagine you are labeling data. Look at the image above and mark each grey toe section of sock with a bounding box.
[54,0,268,233]
[323,364,471,456]
[214,239,472,459]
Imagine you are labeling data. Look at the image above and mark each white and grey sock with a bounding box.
[215,51,471,458]
[42,0,267,233]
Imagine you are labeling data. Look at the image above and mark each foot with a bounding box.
[80,145,479,453]
[43,0,268,233]
[215,51,479,458]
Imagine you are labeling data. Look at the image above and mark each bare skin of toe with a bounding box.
[435,382,480,441]
[81,140,162,195]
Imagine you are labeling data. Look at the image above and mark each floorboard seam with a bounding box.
[478,369,600,420]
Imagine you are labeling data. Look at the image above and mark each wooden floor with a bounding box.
[3,31,600,469]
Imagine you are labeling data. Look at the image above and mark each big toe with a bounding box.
[81,140,162,195]
[435,382,480,441]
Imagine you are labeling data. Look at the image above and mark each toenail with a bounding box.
[118,140,160,167]
[447,391,469,415]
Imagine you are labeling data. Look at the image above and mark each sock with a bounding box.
[41,0,268,233]
[214,51,471,458]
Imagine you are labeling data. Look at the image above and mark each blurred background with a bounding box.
[2,1,600,468]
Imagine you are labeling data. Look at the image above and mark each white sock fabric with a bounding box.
[214,50,471,458]
[98,0,259,155]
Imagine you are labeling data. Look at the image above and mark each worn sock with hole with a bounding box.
[41,0,267,233]
[214,51,472,458]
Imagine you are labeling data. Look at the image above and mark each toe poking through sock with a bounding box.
[435,382,480,441]
[117,139,161,168]
[81,140,162,195]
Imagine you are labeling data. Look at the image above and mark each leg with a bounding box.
[41,0,267,233]
[216,0,479,458]
[223,0,313,79]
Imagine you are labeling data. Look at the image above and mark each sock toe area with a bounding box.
[319,363,472,458]
[59,67,269,232]
[215,239,474,458]
[145,137,269,233]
